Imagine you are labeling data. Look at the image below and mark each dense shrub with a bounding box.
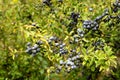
[0,0,120,80]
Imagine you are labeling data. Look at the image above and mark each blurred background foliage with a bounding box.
[0,0,120,80]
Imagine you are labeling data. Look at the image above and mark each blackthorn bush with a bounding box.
[0,0,120,80]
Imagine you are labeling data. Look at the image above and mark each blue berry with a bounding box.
[36,48,40,52]
[26,42,31,47]
[25,48,32,54]
[36,40,43,45]
[59,43,65,48]
[59,60,64,65]
[32,50,37,54]
[32,44,39,50]
[71,65,77,69]
[77,28,84,37]
[89,7,93,12]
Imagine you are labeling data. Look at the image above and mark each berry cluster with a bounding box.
[68,12,80,32]
[48,36,68,55]
[25,0,120,75]
[82,8,109,31]
[59,43,68,55]
[56,50,81,73]
[70,12,80,23]
[112,0,120,12]
[25,40,43,56]
[83,20,99,31]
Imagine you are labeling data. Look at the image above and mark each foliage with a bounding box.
[0,0,120,80]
